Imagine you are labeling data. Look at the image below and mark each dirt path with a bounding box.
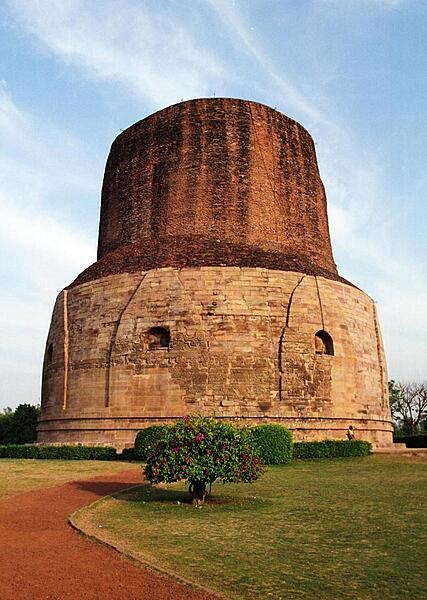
[0,468,218,600]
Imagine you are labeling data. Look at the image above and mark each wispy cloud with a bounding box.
[207,0,327,123]
[0,86,96,405]
[7,0,224,108]
[321,0,405,7]
[321,129,427,380]
[2,0,425,404]
[0,84,95,261]
[209,0,427,378]
[0,199,93,291]
[0,83,98,200]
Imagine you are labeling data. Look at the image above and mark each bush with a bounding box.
[394,433,427,448]
[118,447,137,461]
[145,415,264,504]
[0,444,117,460]
[134,425,171,460]
[248,424,293,464]
[293,439,372,459]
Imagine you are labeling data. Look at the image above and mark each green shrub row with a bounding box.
[293,439,372,459]
[0,429,372,463]
[118,447,137,461]
[248,424,293,464]
[132,423,294,465]
[0,444,117,460]
[394,433,427,448]
[132,424,372,464]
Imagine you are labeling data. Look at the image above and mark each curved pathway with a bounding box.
[0,468,218,600]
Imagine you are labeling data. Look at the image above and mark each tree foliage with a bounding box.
[389,380,427,435]
[0,404,40,445]
[144,415,264,504]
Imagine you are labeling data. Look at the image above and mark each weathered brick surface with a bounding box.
[39,268,392,449]
[39,99,393,449]
[89,99,337,282]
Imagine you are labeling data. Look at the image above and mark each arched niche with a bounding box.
[147,326,170,350]
[314,330,334,356]
[46,343,53,364]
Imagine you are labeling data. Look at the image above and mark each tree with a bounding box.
[0,410,14,444]
[10,404,40,443]
[144,415,264,504]
[0,404,40,445]
[389,380,427,435]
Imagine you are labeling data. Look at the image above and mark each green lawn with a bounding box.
[74,455,426,600]
[0,459,136,499]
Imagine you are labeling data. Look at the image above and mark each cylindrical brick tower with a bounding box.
[39,98,393,449]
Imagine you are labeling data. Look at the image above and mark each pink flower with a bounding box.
[193,433,205,442]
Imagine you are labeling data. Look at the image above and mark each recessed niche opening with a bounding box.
[315,330,334,356]
[46,343,53,364]
[147,326,170,350]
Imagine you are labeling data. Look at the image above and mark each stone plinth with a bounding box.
[39,267,392,449]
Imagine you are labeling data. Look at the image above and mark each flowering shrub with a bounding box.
[144,415,264,503]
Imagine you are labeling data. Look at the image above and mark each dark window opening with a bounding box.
[315,330,334,356]
[46,343,53,364]
[147,327,170,350]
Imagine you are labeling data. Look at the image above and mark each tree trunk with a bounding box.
[189,481,207,505]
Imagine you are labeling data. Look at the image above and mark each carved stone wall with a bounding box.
[39,267,392,449]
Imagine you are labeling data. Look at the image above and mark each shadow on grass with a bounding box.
[71,479,193,504]
[120,484,192,504]
[73,479,262,508]
[115,485,260,507]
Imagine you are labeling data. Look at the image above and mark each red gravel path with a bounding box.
[0,468,219,600]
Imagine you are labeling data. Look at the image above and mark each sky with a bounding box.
[0,0,426,411]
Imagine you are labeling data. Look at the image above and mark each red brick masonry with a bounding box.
[89,98,337,286]
[71,235,351,288]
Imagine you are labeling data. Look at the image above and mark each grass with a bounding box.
[74,455,427,600]
[0,459,136,500]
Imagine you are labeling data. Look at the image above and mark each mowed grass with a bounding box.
[0,459,136,500]
[75,455,426,600]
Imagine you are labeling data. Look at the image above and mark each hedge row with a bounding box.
[394,433,427,448]
[132,423,295,465]
[132,424,371,464]
[118,447,137,461]
[0,444,117,460]
[293,439,372,459]
[0,432,373,462]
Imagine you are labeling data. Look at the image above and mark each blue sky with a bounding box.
[0,0,426,410]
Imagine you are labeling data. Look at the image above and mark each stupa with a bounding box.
[38,98,393,449]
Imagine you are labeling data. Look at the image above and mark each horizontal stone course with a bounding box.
[41,267,392,449]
